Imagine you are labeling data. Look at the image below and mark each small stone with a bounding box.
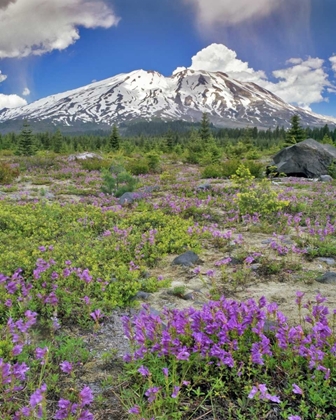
[228,257,242,266]
[134,291,151,300]
[250,263,261,271]
[183,292,194,301]
[316,272,336,285]
[319,175,333,182]
[197,183,212,191]
[317,257,336,266]
[171,251,201,267]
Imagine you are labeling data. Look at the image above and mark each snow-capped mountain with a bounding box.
[1,68,335,130]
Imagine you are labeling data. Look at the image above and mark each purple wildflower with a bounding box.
[292,384,303,395]
[79,386,94,406]
[60,361,73,374]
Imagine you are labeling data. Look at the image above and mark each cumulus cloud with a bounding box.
[22,87,30,96]
[0,0,120,58]
[0,94,27,110]
[188,44,267,83]
[263,58,331,109]
[183,0,282,26]
[174,43,334,109]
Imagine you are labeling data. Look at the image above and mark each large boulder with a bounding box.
[272,139,336,178]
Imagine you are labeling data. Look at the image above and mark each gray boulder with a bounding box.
[118,192,136,206]
[172,251,201,267]
[272,139,336,178]
[316,272,336,285]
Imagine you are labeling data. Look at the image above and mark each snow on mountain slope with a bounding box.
[1,68,335,129]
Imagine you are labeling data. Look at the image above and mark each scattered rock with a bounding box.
[316,272,336,285]
[319,174,333,182]
[134,291,151,301]
[187,278,205,291]
[68,152,103,161]
[182,292,194,301]
[228,257,242,266]
[317,257,336,266]
[118,192,136,206]
[171,251,201,267]
[197,183,212,191]
[250,263,262,271]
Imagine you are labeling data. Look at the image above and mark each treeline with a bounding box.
[1,116,335,157]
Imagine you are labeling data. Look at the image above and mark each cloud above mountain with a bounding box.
[0,94,27,109]
[183,0,282,25]
[175,44,335,110]
[0,0,120,58]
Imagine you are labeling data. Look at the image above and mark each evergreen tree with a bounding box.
[109,124,120,151]
[166,130,174,151]
[52,129,63,153]
[285,115,306,146]
[199,112,211,142]
[17,120,35,156]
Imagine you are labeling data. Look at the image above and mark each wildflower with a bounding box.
[288,416,301,420]
[90,309,104,323]
[35,347,48,361]
[292,384,303,395]
[60,361,73,374]
[171,386,180,398]
[138,365,150,377]
[79,386,94,406]
[30,384,47,408]
[145,386,160,403]
[128,405,141,414]
[162,367,169,377]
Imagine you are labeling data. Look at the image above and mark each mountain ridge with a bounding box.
[1,68,336,132]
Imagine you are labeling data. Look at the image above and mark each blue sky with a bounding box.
[1,0,336,118]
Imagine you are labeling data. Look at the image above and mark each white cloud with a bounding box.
[0,70,7,83]
[0,94,27,109]
[183,0,282,26]
[22,87,30,96]
[329,56,336,73]
[188,44,267,83]
[174,43,334,109]
[0,0,120,58]
[262,58,331,109]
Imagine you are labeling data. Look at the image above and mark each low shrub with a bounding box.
[79,158,111,171]
[0,162,20,184]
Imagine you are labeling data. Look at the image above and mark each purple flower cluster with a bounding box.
[123,294,335,384]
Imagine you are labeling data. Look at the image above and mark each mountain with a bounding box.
[1,68,336,132]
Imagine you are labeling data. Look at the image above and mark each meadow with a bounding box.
[0,148,336,419]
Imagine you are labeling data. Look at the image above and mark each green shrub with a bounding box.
[127,160,150,175]
[0,162,20,184]
[201,164,222,178]
[79,158,111,171]
[221,159,240,178]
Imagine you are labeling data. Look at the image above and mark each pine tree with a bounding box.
[199,112,211,142]
[109,124,120,151]
[166,130,174,151]
[285,115,306,146]
[17,120,35,156]
[52,129,63,153]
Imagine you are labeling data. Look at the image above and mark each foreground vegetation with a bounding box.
[1,119,336,419]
